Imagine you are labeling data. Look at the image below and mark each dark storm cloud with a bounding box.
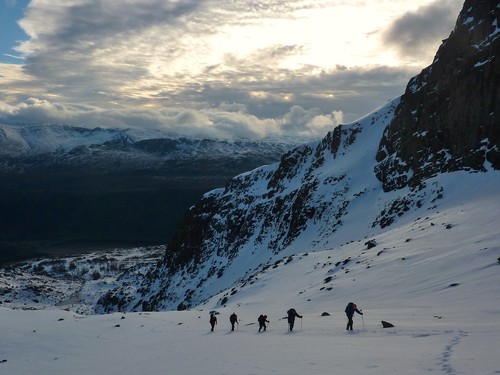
[382,0,463,59]
[17,0,205,97]
[23,0,204,47]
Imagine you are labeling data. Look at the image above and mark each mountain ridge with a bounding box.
[0,123,301,170]
[96,98,443,312]
[95,0,499,313]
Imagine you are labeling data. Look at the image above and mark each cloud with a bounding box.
[14,0,208,103]
[13,0,325,106]
[3,53,24,60]
[0,61,414,140]
[281,105,343,138]
[19,0,204,46]
[0,97,342,140]
[382,0,463,60]
[167,64,413,122]
[1,0,457,141]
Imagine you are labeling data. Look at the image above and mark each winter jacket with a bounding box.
[287,308,303,322]
[258,315,269,324]
[345,303,362,317]
[210,315,217,325]
[230,314,238,323]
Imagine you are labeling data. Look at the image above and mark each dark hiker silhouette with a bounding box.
[345,302,363,330]
[230,313,238,331]
[209,313,217,332]
[258,315,269,332]
[287,308,303,331]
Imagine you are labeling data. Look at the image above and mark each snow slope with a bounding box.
[1,304,498,375]
[1,170,499,374]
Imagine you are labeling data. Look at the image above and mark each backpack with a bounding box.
[345,302,354,315]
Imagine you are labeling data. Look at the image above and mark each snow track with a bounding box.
[439,330,468,375]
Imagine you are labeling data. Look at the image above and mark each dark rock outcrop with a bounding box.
[381,320,395,328]
[376,0,500,191]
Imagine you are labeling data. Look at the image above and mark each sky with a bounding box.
[0,0,463,140]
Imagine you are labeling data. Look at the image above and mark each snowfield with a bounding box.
[1,170,499,374]
[1,302,498,374]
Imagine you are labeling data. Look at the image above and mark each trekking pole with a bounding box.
[361,311,365,329]
[301,317,303,331]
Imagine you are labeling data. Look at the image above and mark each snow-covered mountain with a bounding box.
[2,0,496,314]
[1,1,499,373]
[93,0,499,313]
[0,123,300,170]
[376,0,500,190]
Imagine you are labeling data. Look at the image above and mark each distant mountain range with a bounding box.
[0,124,301,169]
[0,125,302,262]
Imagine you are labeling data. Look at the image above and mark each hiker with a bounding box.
[345,302,363,330]
[287,308,303,331]
[230,312,238,331]
[258,314,269,332]
[209,313,217,332]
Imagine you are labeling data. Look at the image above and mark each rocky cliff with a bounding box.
[375,0,499,191]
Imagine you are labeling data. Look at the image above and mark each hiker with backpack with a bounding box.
[287,308,303,331]
[209,312,217,332]
[230,312,238,331]
[258,314,269,332]
[345,302,363,330]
